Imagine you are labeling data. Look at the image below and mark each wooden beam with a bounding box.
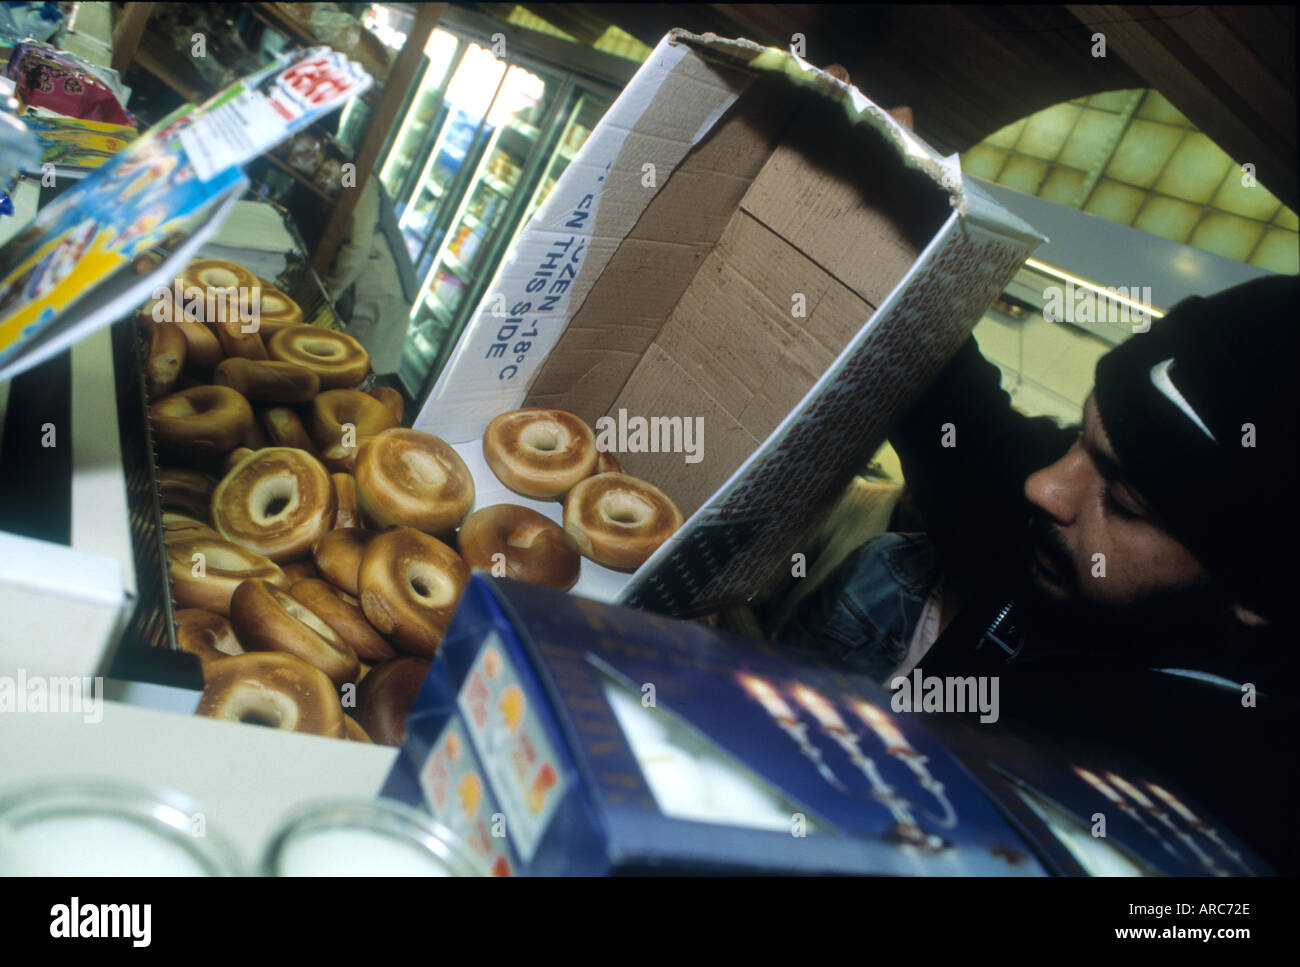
[1068,5,1297,212]
[110,3,154,78]
[312,3,446,278]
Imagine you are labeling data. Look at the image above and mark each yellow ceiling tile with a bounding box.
[961,144,1008,181]
[1136,91,1190,127]
[1133,195,1202,244]
[998,155,1050,195]
[1154,133,1234,205]
[1249,229,1300,274]
[1188,211,1266,262]
[1274,207,1299,231]
[1038,166,1086,207]
[1083,179,1146,226]
[1105,119,1184,188]
[1090,89,1140,113]
[1018,103,1083,160]
[1059,108,1123,172]
[984,118,1027,150]
[1211,168,1282,221]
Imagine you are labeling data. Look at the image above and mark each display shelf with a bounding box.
[112,3,442,264]
[257,153,335,204]
[441,250,470,279]
[131,45,206,104]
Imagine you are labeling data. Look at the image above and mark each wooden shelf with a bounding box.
[112,1,443,269]
[132,46,206,104]
[256,154,334,203]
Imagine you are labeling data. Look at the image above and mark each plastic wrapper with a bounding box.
[5,41,134,126]
[286,132,323,176]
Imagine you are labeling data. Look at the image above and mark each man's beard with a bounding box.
[1021,513,1233,660]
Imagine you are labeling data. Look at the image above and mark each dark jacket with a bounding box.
[816,335,1297,873]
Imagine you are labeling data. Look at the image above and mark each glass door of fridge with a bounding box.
[379,27,461,208]
[395,40,505,277]
[399,59,565,400]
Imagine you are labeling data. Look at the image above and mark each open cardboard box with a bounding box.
[415,30,1045,616]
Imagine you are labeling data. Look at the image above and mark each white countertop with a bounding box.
[0,694,398,873]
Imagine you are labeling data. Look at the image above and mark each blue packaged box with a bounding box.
[381,576,1268,876]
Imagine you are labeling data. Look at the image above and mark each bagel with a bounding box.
[212,317,268,361]
[313,527,376,596]
[166,535,287,615]
[261,406,315,453]
[458,504,579,590]
[354,428,474,534]
[343,716,373,743]
[242,417,270,450]
[355,657,431,747]
[230,578,359,687]
[223,447,255,476]
[332,473,361,529]
[145,321,187,399]
[157,467,218,523]
[214,358,320,403]
[162,511,220,543]
[268,327,369,390]
[251,281,304,339]
[281,560,319,583]
[310,389,397,472]
[174,318,224,376]
[212,447,334,563]
[563,472,684,571]
[197,652,345,737]
[367,385,404,425]
[150,385,254,462]
[180,258,257,301]
[174,608,244,663]
[358,528,469,659]
[290,578,395,663]
[483,408,598,499]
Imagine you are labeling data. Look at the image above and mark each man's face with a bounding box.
[1023,393,1208,617]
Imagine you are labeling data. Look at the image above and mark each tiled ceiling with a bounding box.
[962,90,1298,274]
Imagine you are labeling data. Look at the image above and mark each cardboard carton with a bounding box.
[414,31,1045,615]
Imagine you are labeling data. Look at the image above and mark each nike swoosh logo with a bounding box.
[1150,358,1216,442]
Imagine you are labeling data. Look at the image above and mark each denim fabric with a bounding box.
[774,532,940,682]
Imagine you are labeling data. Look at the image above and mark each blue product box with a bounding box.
[382,575,1056,875]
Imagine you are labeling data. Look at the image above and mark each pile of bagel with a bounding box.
[144,258,686,749]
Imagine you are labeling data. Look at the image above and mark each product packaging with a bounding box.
[381,576,1272,876]
[0,46,371,382]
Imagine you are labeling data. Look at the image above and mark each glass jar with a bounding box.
[0,778,244,875]
[262,798,479,876]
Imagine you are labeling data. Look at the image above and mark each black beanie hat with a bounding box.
[1092,274,1298,625]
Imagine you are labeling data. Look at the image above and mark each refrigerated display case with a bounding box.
[367,18,625,404]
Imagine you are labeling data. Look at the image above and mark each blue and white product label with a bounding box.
[421,716,514,876]
[457,631,567,863]
[179,48,372,182]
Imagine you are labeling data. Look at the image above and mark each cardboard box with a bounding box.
[413,31,1046,616]
[382,576,1273,876]
[383,575,1049,875]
